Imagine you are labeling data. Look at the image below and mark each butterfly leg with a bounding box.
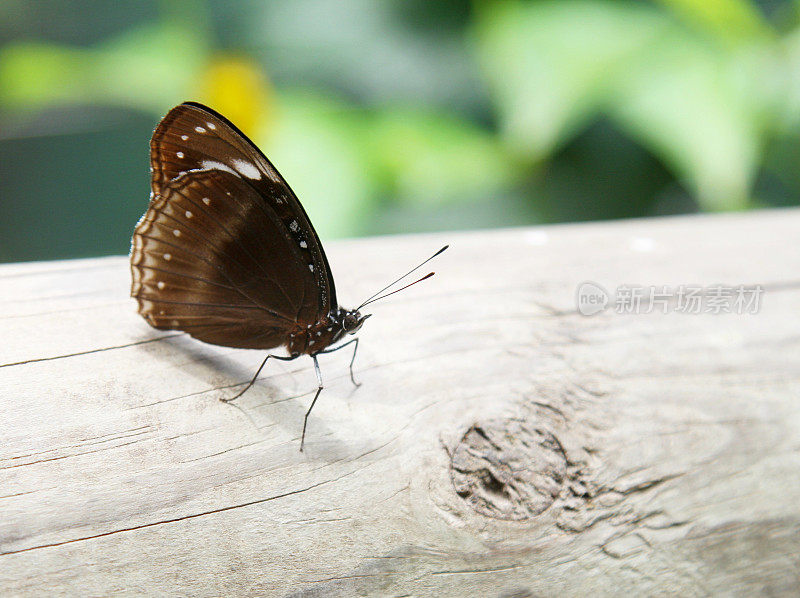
[222,353,297,403]
[300,355,325,452]
[317,337,361,387]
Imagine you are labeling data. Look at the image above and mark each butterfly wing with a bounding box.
[132,102,337,349]
[148,101,336,316]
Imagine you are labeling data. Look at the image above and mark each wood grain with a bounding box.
[1,209,799,596]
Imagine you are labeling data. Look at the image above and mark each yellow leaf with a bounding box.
[195,56,274,139]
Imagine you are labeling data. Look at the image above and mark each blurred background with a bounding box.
[1,0,799,263]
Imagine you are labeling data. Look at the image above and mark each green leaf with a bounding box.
[607,27,763,210]
[0,42,91,109]
[474,0,668,158]
[367,107,519,206]
[0,21,208,114]
[254,90,521,236]
[655,0,773,45]
[91,21,209,112]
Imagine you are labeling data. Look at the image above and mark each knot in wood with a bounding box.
[450,419,567,520]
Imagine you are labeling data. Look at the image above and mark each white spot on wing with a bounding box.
[299,240,307,249]
[200,160,239,177]
[157,281,165,290]
[163,253,172,261]
[195,126,206,133]
[173,229,181,237]
[202,197,211,205]
[185,210,193,218]
[308,264,314,272]
[231,158,262,180]
[289,220,299,232]
[176,151,184,159]
[207,122,216,130]
[181,135,188,141]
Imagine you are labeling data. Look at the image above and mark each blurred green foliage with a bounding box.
[1,0,799,262]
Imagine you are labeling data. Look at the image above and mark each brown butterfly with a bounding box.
[130,102,445,449]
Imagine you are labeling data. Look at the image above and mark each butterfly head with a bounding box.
[342,310,370,335]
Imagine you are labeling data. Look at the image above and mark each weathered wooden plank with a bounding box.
[1,209,799,597]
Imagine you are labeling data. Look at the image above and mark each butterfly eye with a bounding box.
[343,313,359,331]
[343,312,370,334]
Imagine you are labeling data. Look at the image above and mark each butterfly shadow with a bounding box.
[149,334,354,456]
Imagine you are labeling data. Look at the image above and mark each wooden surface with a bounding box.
[1,209,799,597]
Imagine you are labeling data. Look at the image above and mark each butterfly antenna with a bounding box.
[360,272,436,308]
[357,245,448,310]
